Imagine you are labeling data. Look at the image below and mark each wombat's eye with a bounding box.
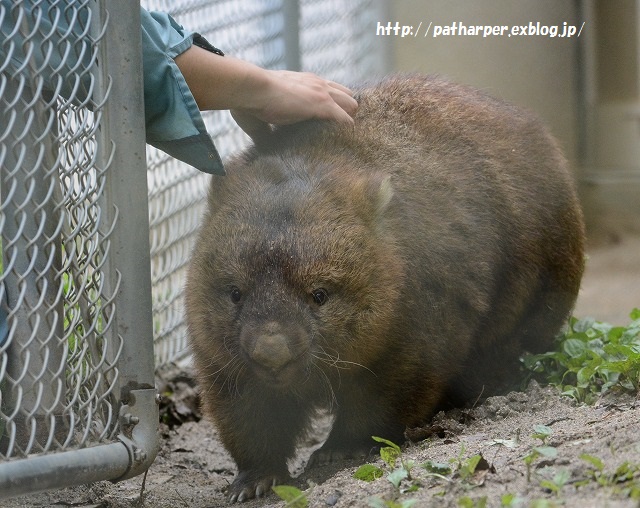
[311,288,329,306]
[230,287,242,304]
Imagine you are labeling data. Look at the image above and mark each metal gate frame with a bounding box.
[0,1,158,498]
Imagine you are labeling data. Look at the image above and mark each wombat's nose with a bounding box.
[251,333,293,372]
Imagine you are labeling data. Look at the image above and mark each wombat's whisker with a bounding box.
[200,356,237,381]
[312,348,377,376]
[310,362,337,410]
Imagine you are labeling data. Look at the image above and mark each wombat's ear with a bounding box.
[231,111,274,148]
[246,126,275,150]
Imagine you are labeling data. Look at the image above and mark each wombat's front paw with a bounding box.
[227,470,286,503]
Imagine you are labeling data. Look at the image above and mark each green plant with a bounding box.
[522,310,640,404]
[539,468,571,497]
[457,495,487,507]
[368,497,417,508]
[531,425,552,445]
[272,485,309,508]
[356,437,422,507]
[522,426,558,482]
[447,444,492,485]
[579,453,640,498]
[373,436,416,480]
[523,446,558,483]
[422,459,453,482]
[456,454,484,482]
[500,493,525,507]
[354,463,385,482]
[355,436,417,492]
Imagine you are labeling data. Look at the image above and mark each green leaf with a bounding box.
[372,436,402,452]
[579,453,605,471]
[367,497,417,508]
[422,460,453,475]
[573,317,596,333]
[402,483,420,493]
[612,461,639,482]
[487,437,519,448]
[539,479,560,493]
[531,425,553,442]
[380,446,401,469]
[272,485,308,508]
[367,497,388,508]
[563,338,587,357]
[553,468,571,486]
[576,364,597,386]
[372,436,402,468]
[500,493,524,507]
[354,464,384,481]
[533,446,557,458]
[466,454,482,472]
[630,308,640,321]
[607,326,626,342]
[388,467,408,488]
[458,496,487,508]
[458,454,483,480]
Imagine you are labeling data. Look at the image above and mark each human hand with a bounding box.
[175,46,357,140]
[231,69,358,139]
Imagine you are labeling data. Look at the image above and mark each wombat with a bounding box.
[185,74,585,502]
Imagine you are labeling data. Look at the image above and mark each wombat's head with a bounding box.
[186,152,404,394]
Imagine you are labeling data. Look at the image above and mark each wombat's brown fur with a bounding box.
[185,74,585,502]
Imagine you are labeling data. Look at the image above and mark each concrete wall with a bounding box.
[580,0,640,240]
[379,0,640,241]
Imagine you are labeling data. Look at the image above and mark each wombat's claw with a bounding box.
[227,472,280,503]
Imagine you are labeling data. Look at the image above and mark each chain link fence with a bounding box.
[0,0,157,497]
[1,0,386,499]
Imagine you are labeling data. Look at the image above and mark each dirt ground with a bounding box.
[4,234,640,508]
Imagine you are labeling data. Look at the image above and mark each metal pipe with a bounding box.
[0,441,130,499]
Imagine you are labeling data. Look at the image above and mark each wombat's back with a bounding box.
[370,76,584,398]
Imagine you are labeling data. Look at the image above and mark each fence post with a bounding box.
[282,0,301,71]
[97,0,159,476]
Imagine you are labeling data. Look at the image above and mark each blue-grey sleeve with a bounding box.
[140,8,225,174]
[0,1,94,104]
[0,3,224,174]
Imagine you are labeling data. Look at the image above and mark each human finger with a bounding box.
[327,86,358,118]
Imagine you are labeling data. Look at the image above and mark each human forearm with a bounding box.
[174,44,358,133]
[174,46,264,111]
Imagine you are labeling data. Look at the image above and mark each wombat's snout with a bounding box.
[243,321,308,387]
[250,329,293,372]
